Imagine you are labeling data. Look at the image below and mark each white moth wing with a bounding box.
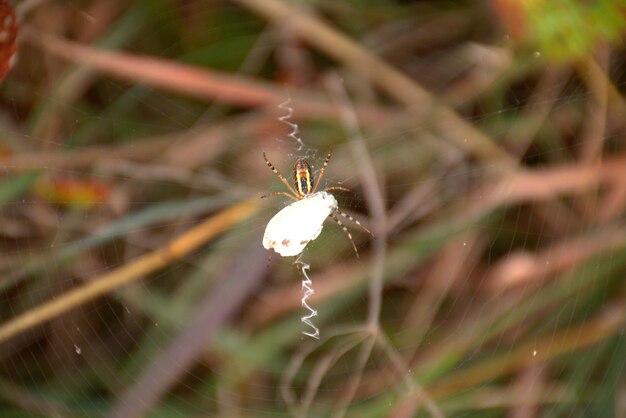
[263,191,338,257]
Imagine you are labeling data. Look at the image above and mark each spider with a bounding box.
[261,151,373,258]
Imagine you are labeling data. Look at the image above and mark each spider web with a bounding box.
[0,1,624,418]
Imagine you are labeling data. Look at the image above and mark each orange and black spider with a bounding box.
[261,150,373,256]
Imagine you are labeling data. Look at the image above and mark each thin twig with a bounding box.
[325,75,447,418]
[579,44,610,164]
[402,234,481,356]
[376,332,445,418]
[325,75,386,325]
[281,342,319,414]
[576,45,611,223]
[297,336,365,418]
[505,67,571,157]
[280,325,367,414]
[331,335,376,418]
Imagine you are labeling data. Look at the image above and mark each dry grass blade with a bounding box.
[23,28,390,123]
[484,226,626,291]
[471,153,626,213]
[0,137,173,171]
[578,45,610,164]
[25,27,282,106]
[0,199,259,344]
[428,303,625,399]
[505,67,571,156]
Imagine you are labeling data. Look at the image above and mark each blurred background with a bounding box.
[0,0,625,417]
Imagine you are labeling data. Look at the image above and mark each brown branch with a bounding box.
[23,27,391,124]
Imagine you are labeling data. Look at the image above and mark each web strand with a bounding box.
[295,258,319,340]
[277,96,306,151]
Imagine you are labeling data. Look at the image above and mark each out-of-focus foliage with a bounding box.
[0,0,625,417]
[493,0,626,61]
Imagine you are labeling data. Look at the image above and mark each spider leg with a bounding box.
[336,210,374,237]
[260,191,298,201]
[323,186,352,193]
[263,152,299,198]
[312,150,332,193]
[330,212,359,258]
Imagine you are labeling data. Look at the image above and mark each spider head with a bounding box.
[293,159,313,197]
